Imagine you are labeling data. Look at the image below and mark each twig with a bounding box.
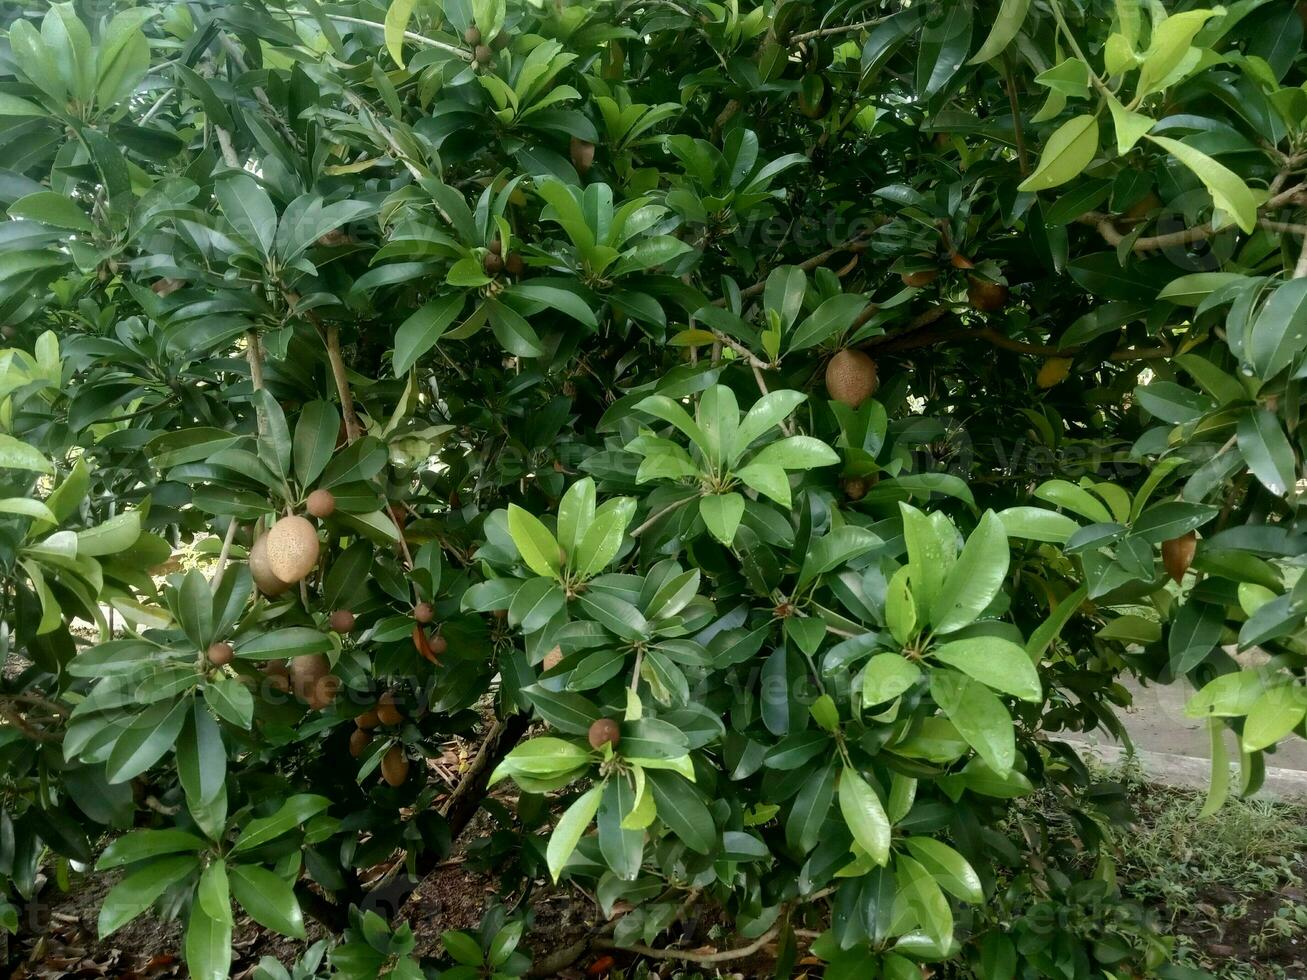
[1296,233,1307,279]
[596,924,780,964]
[1002,52,1029,175]
[789,17,886,43]
[629,495,696,537]
[210,520,239,589]
[214,126,242,169]
[752,362,794,436]
[283,10,470,59]
[0,703,58,742]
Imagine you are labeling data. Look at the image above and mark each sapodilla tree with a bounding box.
[0,0,1302,978]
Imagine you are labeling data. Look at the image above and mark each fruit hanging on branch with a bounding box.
[306,489,336,518]
[329,609,356,633]
[381,745,410,786]
[376,691,403,727]
[249,535,292,596]
[825,349,879,408]
[207,642,234,666]
[967,275,1009,312]
[570,137,595,176]
[265,516,320,584]
[588,718,621,750]
[290,653,337,710]
[349,729,372,758]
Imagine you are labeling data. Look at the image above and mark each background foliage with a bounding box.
[0,0,1304,976]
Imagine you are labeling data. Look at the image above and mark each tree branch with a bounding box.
[596,924,781,964]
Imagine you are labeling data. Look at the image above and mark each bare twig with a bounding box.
[596,924,781,964]
[210,520,239,589]
[629,495,696,537]
[790,17,886,43]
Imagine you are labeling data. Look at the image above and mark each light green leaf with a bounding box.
[546,784,602,882]
[1017,115,1099,193]
[932,637,1042,702]
[1146,135,1257,234]
[699,492,744,544]
[930,511,1009,634]
[507,504,562,579]
[838,769,890,866]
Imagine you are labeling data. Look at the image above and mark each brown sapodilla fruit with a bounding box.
[306,488,336,519]
[842,477,868,501]
[249,535,292,596]
[505,252,525,277]
[329,609,356,633]
[967,276,1009,312]
[266,515,320,584]
[900,269,939,288]
[414,602,435,624]
[483,251,504,276]
[474,44,492,64]
[464,25,481,45]
[381,745,410,786]
[376,691,403,727]
[570,137,595,176]
[588,718,621,750]
[1162,531,1197,585]
[349,729,372,758]
[542,645,564,671]
[290,653,337,710]
[488,238,503,255]
[825,349,879,408]
[430,633,448,657]
[263,661,291,694]
[207,642,234,666]
[356,709,380,730]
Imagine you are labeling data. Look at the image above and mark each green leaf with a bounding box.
[293,401,340,489]
[574,497,635,578]
[897,854,954,948]
[748,435,839,471]
[930,670,1016,774]
[1237,408,1296,497]
[932,637,1042,702]
[97,830,206,870]
[1246,278,1307,381]
[9,191,94,232]
[385,0,418,67]
[185,898,233,980]
[216,174,277,257]
[0,497,56,523]
[546,784,602,882]
[0,434,52,473]
[838,768,890,866]
[903,837,983,903]
[506,505,562,579]
[930,511,1009,634]
[1105,94,1154,154]
[234,628,333,660]
[969,0,1030,63]
[98,855,198,937]
[646,769,715,853]
[996,506,1079,543]
[229,865,307,939]
[77,511,140,556]
[695,384,738,466]
[557,478,596,558]
[393,295,464,375]
[231,795,331,854]
[732,390,806,462]
[862,653,922,706]
[1135,8,1220,97]
[1145,135,1257,234]
[699,492,745,544]
[1242,685,1306,753]
[1018,115,1099,192]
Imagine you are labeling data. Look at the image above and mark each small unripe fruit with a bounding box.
[588,718,621,750]
[265,515,320,584]
[474,44,493,64]
[1162,531,1197,585]
[306,489,336,518]
[329,609,356,633]
[842,477,868,501]
[349,729,372,758]
[967,276,1009,313]
[207,642,234,666]
[483,251,504,275]
[376,691,403,727]
[825,349,879,408]
[505,252,525,277]
[542,645,563,671]
[381,745,410,786]
[356,709,380,730]
[492,31,510,50]
[464,25,481,45]
[414,602,435,624]
[570,137,595,176]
